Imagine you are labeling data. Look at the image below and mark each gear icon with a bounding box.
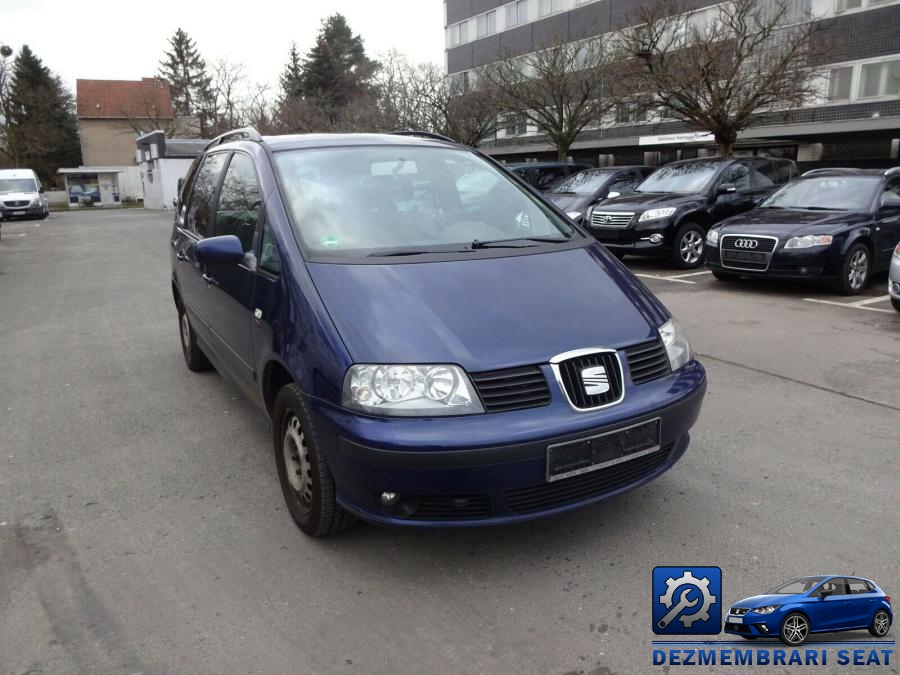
[659,570,717,627]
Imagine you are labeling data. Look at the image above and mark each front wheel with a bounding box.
[779,613,810,646]
[177,304,212,372]
[869,609,891,637]
[669,223,706,269]
[834,243,870,295]
[273,384,356,537]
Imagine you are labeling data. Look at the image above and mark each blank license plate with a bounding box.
[546,419,661,482]
[12,210,25,216]
[729,616,743,624]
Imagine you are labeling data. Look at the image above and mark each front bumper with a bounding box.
[309,360,706,527]
[0,204,44,219]
[724,616,780,637]
[589,219,674,255]
[889,256,900,300]
[708,245,843,280]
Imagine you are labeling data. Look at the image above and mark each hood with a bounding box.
[598,191,702,212]
[0,191,39,202]
[717,208,868,239]
[545,193,588,213]
[307,246,668,372]
[733,594,793,608]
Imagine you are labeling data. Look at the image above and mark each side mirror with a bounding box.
[39,186,45,193]
[195,235,246,265]
[607,191,621,200]
[819,590,833,599]
[881,197,900,211]
[718,183,737,195]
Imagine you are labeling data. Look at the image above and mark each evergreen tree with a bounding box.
[158,28,209,119]
[6,45,80,182]
[279,43,304,102]
[300,14,378,115]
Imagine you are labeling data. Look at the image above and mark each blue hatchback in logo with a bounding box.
[653,567,722,635]
[725,575,893,646]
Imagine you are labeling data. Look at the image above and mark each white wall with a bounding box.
[140,158,194,210]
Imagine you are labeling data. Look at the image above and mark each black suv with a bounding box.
[706,167,900,295]
[507,161,592,192]
[587,157,797,268]
[544,166,655,224]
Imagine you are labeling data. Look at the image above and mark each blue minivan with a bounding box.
[170,129,707,536]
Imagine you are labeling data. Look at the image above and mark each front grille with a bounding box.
[730,608,750,616]
[553,351,623,410]
[591,211,634,228]
[623,339,670,385]
[405,494,491,520]
[721,235,778,271]
[3,200,29,207]
[726,623,751,634]
[470,365,551,413]
[505,445,672,513]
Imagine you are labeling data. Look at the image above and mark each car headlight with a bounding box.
[342,364,484,416]
[658,318,693,372]
[638,208,677,222]
[752,605,780,615]
[706,229,720,246]
[566,211,582,220]
[893,243,900,259]
[785,234,834,249]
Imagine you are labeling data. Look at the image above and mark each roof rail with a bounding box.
[390,130,457,144]
[801,167,863,177]
[884,166,900,177]
[205,127,263,150]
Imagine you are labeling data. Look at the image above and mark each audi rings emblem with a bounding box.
[734,238,759,249]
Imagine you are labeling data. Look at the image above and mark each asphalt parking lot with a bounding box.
[1,209,898,674]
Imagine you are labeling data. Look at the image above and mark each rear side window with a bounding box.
[847,579,873,594]
[186,153,228,238]
[214,153,261,252]
[754,160,794,187]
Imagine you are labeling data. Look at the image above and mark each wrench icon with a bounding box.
[658,588,698,629]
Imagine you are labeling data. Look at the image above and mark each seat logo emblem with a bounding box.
[581,366,610,395]
[735,239,758,249]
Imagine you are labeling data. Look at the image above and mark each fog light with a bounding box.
[649,234,664,244]
[892,282,900,294]
[759,624,770,633]
[379,491,401,507]
[799,267,808,275]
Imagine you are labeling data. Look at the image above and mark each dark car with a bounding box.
[725,575,892,646]
[507,161,593,192]
[707,168,900,294]
[587,157,798,269]
[170,128,706,537]
[545,166,655,224]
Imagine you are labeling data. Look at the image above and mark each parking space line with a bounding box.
[850,295,891,307]
[667,270,713,280]
[635,273,696,285]
[803,298,894,314]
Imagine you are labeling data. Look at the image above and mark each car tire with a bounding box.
[834,242,871,295]
[892,297,900,313]
[272,384,356,537]
[869,609,891,638]
[670,223,706,270]
[712,271,739,282]
[177,304,212,372]
[779,612,810,646]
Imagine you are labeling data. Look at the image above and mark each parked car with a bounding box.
[587,157,798,269]
[725,575,892,646]
[545,166,655,224]
[0,169,49,235]
[890,242,900,311]
[706,168,900,295]
[507,161,592,192]
[170,128,707,536]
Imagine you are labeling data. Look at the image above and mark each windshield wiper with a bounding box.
[802,206,844,211]
[470,236,570,250]
[551,190,577,195]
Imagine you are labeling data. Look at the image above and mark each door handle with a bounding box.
[202,273,218,286]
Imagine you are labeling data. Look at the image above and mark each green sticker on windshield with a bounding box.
[320,235,340,248]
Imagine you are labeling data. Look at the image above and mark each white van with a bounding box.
[0,169,50,234]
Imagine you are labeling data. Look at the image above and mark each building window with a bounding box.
[539,0,563,17]
[835,0,863,11]
[476,10,497,38]
[615,101,648,125]
[827,65,853,100]
[858,58,900,98]
[506,0,528,27]
[450,21,469,47]
[501,113,528,137]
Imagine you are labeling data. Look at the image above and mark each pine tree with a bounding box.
[158,28,208,119]
[6,45,80,182]
[279,43,303,102]
[300,14,378,115]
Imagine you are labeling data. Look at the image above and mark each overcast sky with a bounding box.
[2,0,446,93]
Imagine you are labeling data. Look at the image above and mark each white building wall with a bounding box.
[140,157,194,210]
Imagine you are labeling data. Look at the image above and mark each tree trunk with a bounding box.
[715,129,737,157]
[556,143,569,162]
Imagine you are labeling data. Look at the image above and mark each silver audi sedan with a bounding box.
[890,243,900,312]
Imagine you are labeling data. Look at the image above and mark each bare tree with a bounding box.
[478,35,623,160]
[424,69,498,147]
[622,0,828,156]
[0,44,16,164]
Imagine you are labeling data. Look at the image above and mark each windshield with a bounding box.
[768,577,826,594]
[274,146,576,258]
[636,162,720,194]
[549,170,615,195]
[0,178,37,194]
[760,177,879,211]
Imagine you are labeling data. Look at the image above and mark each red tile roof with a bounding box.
[77,78,175,120]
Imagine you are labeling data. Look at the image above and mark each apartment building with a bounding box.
[444,0,900,168]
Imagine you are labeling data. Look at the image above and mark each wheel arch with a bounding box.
[674,210,712,231]
[262,359,297,415]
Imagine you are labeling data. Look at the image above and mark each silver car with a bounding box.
[890,243,900,312]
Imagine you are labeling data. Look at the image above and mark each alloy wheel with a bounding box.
[680,231,704,265]
[848,249,868,291]
[180,312,191,351]
[783,614,809,645]
[283,414,313,506]
[874,610,890,636]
